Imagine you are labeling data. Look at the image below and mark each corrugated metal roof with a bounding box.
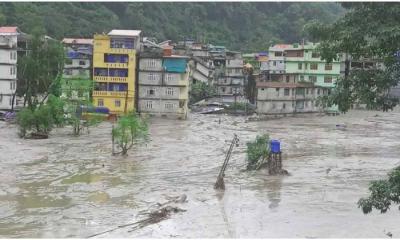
[256,82,314,88]
[62,38,93,45]
[0,26,19,34]
[108,30,141,37]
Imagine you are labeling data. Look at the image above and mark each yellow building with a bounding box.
[92,30,141,114]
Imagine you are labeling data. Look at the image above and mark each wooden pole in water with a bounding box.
[214,134,239,190]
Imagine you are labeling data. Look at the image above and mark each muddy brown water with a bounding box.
[0,110,399,238]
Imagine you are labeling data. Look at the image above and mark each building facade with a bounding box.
[268,44,291,74]
[284,42,341,112]
[92,30,141,114]
[138,50,189,119]
[61,38,93,103]
[0,27,19,110]
[256,73,327,115]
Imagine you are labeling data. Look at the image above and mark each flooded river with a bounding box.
[0,110,399,238]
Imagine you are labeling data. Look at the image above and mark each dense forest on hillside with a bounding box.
[0,2,344,51]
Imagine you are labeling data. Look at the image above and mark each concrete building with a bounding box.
[256,73,326,115]
[61,38,93,102]
[216,51,244,98]
[0,27,19,110]
[268,44,291,74]
[92,30,141,114]
[138,49,189,119]
[284,42,341,112]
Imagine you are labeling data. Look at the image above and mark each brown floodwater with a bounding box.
[0,110,399,238]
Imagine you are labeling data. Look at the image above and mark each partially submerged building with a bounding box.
[0,27,20,110]
[256,73,326,115]
[138,48,190,119]
[92,30,141,114]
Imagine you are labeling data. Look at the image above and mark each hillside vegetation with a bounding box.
[0,2,344,51]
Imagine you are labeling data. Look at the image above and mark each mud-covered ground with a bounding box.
[0,110,399,238]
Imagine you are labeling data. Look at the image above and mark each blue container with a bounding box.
[270,140,281,153]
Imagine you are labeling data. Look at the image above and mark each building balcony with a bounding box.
[94,76,129,83]
[93,62,130,69]
[93,90,129,97]
[105,48,136,55]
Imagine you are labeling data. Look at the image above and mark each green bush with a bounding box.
[17,104,54,137]
[246,134,270,170]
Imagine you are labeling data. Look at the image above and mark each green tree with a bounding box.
[358,166,400,214]
[189,81,217,104]
[17,29,64,109]
[112,113,148,156]
[306,3,400,113]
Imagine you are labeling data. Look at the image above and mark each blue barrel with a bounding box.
[270,140,281,153]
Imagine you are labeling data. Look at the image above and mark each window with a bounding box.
[10,67,12,75]
[112,84,120,91]
[305,101,308,107]
[310,63,318,70]
[10,52,12,60]
[148,59,156,68]
[309,76,317,83]
[325,63,332,70]
[273,61,277,66]
[221,87,226,93]
[312,52,320,58]
[165,102,174,110]
[284,88,290,96]
[298,63,302,70]
[300,75,304,81]
[306,88,309,95]
[283,103,286,109]
[286,75,290,83]
[165,74,173,83]
[179,100,185,108]
[276,88,280,97]
[317,89,321,95]
[272,103,276,109]
[296,51,302,57]
[166,87,174,95]
[305,63,308,69]
[98,99,104,107]
[115,100,121,107]
[10,82,13,90]
[148,73,155,81]
[146,101,153,109]
[147,89,155,96]
[79,60,85,65]
[324,76,333,83]
[275,52,283,57]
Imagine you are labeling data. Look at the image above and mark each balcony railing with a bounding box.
[92,91,128,97]
[94,76,128,82]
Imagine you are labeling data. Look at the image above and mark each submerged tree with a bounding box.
[16,94,64,138]
[112,113,148,156]
[358,166,400,214]
[306,2,400,113]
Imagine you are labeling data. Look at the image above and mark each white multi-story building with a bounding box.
[0,27,19,110]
